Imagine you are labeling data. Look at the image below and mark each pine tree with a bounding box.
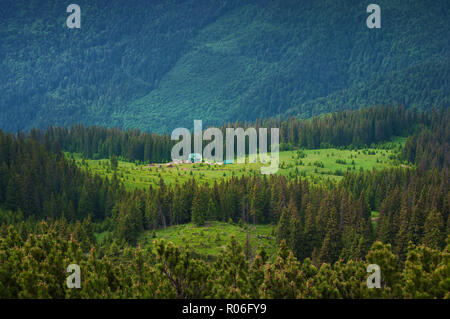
[366,241,401,297]
[213,236,249,298]
[402,242,447,298]
[191,188,206,226]
[276,206,291,245]
[422,210,445,249]
[319,207,341,264]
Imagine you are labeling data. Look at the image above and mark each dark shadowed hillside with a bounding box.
[1,0,449,132]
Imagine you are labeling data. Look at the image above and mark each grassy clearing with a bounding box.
[138,221,277,262]
[371,211,380,227]
[70,142,404,190]
[94,231,110,244]
[278,145,404,180]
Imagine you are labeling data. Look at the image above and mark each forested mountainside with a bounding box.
[1,0,449,132]
[1,106,449,298]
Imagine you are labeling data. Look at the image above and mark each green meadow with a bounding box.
[70,137,406,190]
[138,221,277,262]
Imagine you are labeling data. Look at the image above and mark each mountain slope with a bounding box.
[1,0,449,132]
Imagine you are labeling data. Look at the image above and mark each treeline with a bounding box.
[1,223,448,298]
[0,130,125,221]
[341,168,448,257]
[108,167,448,263]
[40,105,434,163]
[401,108,450,170]
[222,105,427,151]
[263,105,428,149]
[33,125,173,163]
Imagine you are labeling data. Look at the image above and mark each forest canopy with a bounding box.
[1,0,449,132]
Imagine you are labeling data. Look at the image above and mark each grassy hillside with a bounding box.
[70,137,406,190]
[138,222,277,262]
[1,0,449,132]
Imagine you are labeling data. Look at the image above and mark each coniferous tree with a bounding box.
[422,210,445,250]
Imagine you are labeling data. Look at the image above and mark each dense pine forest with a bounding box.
[0,106,448,298]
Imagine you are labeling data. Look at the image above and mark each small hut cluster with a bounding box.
[148,153,235,167]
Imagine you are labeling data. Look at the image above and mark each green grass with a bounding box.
[371,211,380,227]
[69,143,405,190]
[277,147,402,181]
[138,221,277,262]
[94,231,110,244]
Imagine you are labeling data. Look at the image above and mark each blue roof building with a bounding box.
[189,153,202,163]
